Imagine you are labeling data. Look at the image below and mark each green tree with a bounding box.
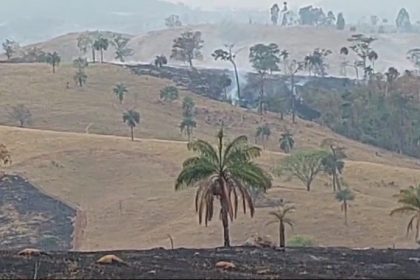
[390,185,420,242]
[182,96,195,117]
[73,57,88,87]
[266,202,295,249]
[170,31,203,68]
[113,83,128,104]
[77,31,99,63]
[46,51,61,73]
[347,34,377,80]
[284,59,304,123]
[175,128,272,247]
[304,48,332,77]
[112,34,134,62]
[123,110,140,141]
[265,94,289,120]
[336,13,345,30]
[255,124,271,148]
[249,43,280,114]
[279,132,295,153]
[335,188,354,225]
[180,116,196,142]
[212,45,241,100]
[160,86,179,103]
[278,149,328,191]
[2,39,18,60]
[93,36,109,63]
[154,55,168,68]
[8,104,31,127]
[321,139,346,192]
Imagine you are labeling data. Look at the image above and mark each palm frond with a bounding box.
[175,161,216,190]
[228,161,272,192]
[265,220,278,227]
[390,206,418,216]
[187,140,219,165]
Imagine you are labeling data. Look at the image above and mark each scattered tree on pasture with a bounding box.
[8,104,32,127]
[266,202,295,248]
[390,185,420,243]
[165,15,182,28]
[277,149,328,191]
[279,131,295,153]
[174,128,272,247]
[154,55,168,68]
[113,83,128,104]
[336,13,345,30]
[46,51,61,73]
[112,34,134,62]
[212,44,241,99]
[160,86,179,103]
[93,35,109,63]
[122,110,140,141]
[2,39,19,60]
[335,187,354,225]
[321,139,346,192]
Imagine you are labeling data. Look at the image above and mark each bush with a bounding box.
[288,235,315,247]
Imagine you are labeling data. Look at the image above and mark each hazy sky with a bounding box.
[166,0,317,10]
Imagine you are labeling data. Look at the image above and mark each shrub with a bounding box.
[287,235,315,247]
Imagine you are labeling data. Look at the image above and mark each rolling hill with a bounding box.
[0,63,419,250]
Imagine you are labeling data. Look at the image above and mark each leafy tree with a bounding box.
[255,124,271,147]
[123,110,140,141]
[249,43,280,114]
[165,15,182,27]
[335,188,354,225]
[160,86,179,103]
[170,31,203,68]
[347,34,377,80]
[212,44,241,99]
[93,36,109,63]
[154,55,168,68]
[2,39,19,60]
[336,13,345,30]
[265,94,289,120]
[368,50,379,72]
[180,116,196,142]
[112,35,134,62]
[326,11,336,25]
[8,104,31,127]
[396,8,412,32]
[278,149,328,191]
[113,83,128,104]
[391,185,420,242]
[385,67,400,96]
[304,48,332,77]
[279,132,295,153]
[73,57,89,69]
[174,128,272,247]
[45,51,61,73]
[266,202,295,248]
[270,4,280,25]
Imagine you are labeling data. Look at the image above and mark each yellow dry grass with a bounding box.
[1,63,420,250]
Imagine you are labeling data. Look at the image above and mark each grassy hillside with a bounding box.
[0,63,420,250]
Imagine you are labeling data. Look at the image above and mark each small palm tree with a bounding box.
[255,124,271,147]
[94,37,109,63]
[335,188,355,225]
[390,185,420,242]
[279,132,294,153]
[122,110,140,141]
[368,50,378,72]
[266,202,295,248]
[160,86,179,103]
[113,83,128,104]
[321,141,346,192]
[180,116,196,142]
[74,70,87,87]
[175,128,272,247]
[46,51,61,73]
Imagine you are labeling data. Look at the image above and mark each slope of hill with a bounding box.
[0,63,420,250]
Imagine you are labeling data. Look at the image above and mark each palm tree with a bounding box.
[335,188,354,225]
[175,128,272,247]
[255,124,271,147]
[46,52,61,73]
[74,70,87,87]
[279,132,294,153]
[266,202,295,248]
[94,37,109,63]
[368,50,378,72]
[321,140,346,192]
[180,116,196,141]
[122,110,140,141]
[113,83,128,104]
[390,185,420,242]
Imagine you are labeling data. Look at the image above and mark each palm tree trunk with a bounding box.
[232,60,241,100]
[92,48,96,63]
[259,75,264,115]
[279,222,285,248]
[130,126,134,141]
[344,202,348,226]
[332,172,336,192]
[52,64,56,73]
[101,49,104,63]
[291,74,296,123]
[221,208,230,247]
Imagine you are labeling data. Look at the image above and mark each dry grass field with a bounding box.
[1,63,420,251]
